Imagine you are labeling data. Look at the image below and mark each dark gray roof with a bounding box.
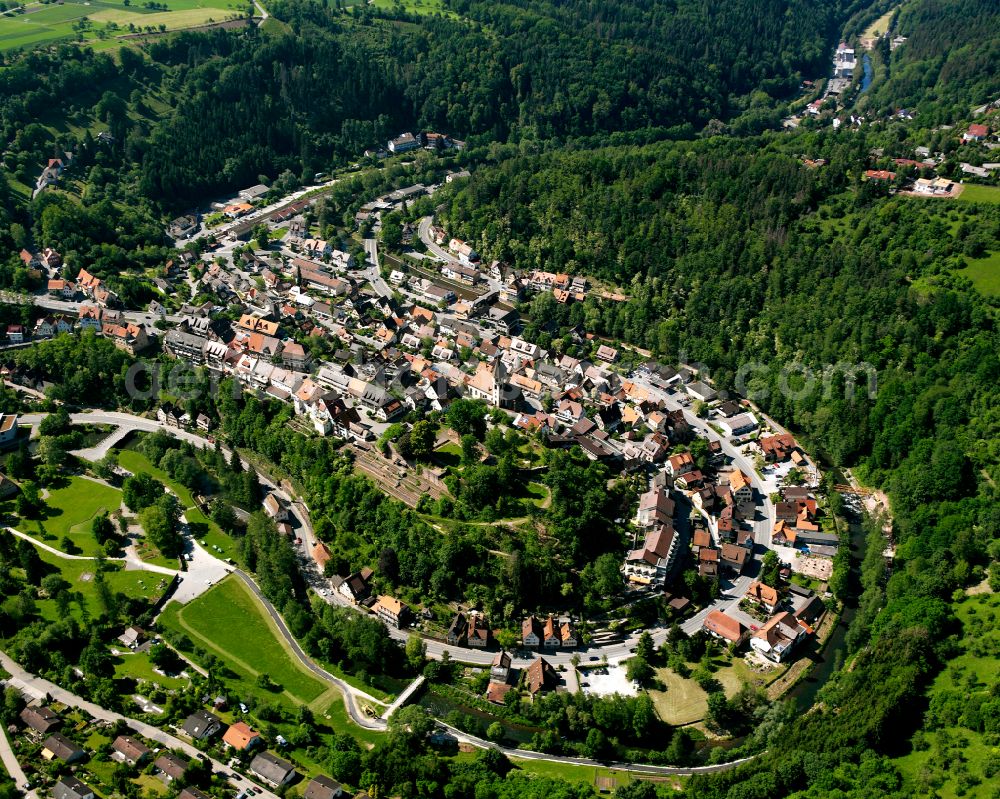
[53,777,93,799]
[303,775,345,799]
[43,732,84,761]
[20,704,61,732]
[250,751,296,785]
[181,709,222,739]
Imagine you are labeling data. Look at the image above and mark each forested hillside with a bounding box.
[441,131,1000,796]
[0,0,867,209]
[865,0,1000,121]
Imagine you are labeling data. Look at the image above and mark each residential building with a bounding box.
[751,612,807,663]
[20,705,61,733]
[374,595,409,628]
[165,330,207,363]
[0,414,19,450]
[542,615,562,648]
[636,487,675,527]
[336,568,373,604]
[118,625,145,648]
[112,735,151,765]
[745,581,779,614]
[446,612,468,645]
[963,123,990,142]
[720,542,748,573]
[388,132,420,153]
[703,610,745,643]
[525,657,557,695]
[623,526,678,586]
[53,777,94,799]
[42,732,85,763]
[154,752,189,783]
[303,775,346,799]
[102,321,150,355]
[181,709,223,740]
[466,613,490,648]
[222,721,262,751]
[729,470,753,503]
[759,433,798,462]
[521,615,542,648]
[263,493,289,521]
[250,751,298,788]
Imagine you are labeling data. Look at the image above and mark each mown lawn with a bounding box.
[161,575,327,703]
[23,542,172,621]
[957,250,1000,297]
[649,658,755,725]
[118,449,195,507]
[117,448,237,559]
[955,184,1000,204]
[111,649,188,690]
[16,477,121,557]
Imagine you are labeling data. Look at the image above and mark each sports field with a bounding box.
[0,0,244,52]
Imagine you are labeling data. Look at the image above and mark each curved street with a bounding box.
[10,407,770,776]
[0,651,283,799]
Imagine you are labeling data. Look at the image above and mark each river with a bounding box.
[859,54,874,94]
[786,510,866,710]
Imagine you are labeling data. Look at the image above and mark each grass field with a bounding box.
[649,658,755,725]
[117,448,237,559]
[159,576,385,752]
[861,6,896,43]
[0,0,243,53]
[369,0,458,18]
[26,541,172,621]
[955,184,1000,204]
[161,575,328,704]
[957,250,1000,297]
[118,449,196,507]
[112,648,188,689]
[16,477,121,557]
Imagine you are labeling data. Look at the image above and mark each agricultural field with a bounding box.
[14,476,121,557]
[0,0,247,53]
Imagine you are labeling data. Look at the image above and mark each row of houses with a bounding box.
[703,583,826,663]
[484,651,559,703]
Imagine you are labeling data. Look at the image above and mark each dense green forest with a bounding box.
[0,0,869,211]
[863,0,1000,121]
[0,0,999,796]
[438,128,1000,796]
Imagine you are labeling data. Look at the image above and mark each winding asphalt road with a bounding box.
[231,570,389,731]
[14,408,762,775]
